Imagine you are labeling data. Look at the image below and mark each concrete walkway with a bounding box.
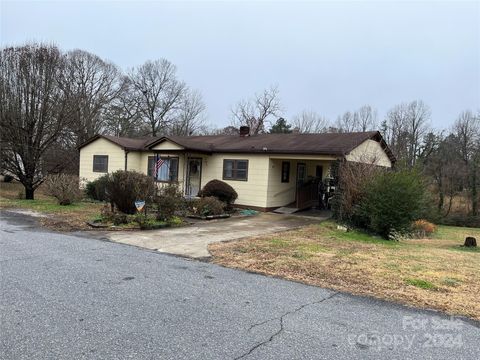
[101,213,326,258]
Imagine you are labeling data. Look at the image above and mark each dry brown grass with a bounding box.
[209,221,480,320]
[449,193,473,214]
[0,181,103,231]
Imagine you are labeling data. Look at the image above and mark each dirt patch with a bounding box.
[209,222,480,320]
[39,214,97,232]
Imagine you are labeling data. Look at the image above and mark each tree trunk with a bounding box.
[472,167,478,216]
[438,191,444,211]
[437,175,444,211]
[444,192,454,217]
[151,120,157,137]
[464,237,477,247]
[25,186,35,200]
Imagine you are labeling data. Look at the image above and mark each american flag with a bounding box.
[154,156,165,175]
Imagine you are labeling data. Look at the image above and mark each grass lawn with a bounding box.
[0,181,103,231]
[209,221,480,320]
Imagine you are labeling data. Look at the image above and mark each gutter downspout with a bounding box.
[124,150,129,171]
[184,152,189,196]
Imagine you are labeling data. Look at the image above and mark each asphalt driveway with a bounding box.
[99,212,324,258]
[1,212,479,359]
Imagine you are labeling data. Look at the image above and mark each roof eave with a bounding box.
[77,134,127,151]
[209,149,343,156]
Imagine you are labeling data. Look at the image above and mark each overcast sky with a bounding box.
[1,0,479,131]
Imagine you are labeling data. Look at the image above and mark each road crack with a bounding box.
[235,292,338,359]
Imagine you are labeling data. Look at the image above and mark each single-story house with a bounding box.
[78,129,395,211]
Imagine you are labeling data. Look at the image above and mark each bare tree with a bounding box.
[335,105,377,133]
[128,59,186,136]
[423,133,464,215]
[0,44,71,199]
[65,49,123,146]
[169,89,206,136]
[332,160,383,222]
[383,100,430,167]
[355,105,378,132]
[424,112,480,217]
[454,111,479,164]
[231,86,282,135]
[292,110,329,133]
[383,105,408,165]
[104,77,143,137]
[405,100,431,167]
[335,111,357,132]
[453,110,480,215]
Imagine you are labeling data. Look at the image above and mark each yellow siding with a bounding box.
[151,140,185,151]
[132,152,271,207]
[136,152,270,207]
[266,159,333,208]
[81,137,391,209]
[346,139,392,167]
[79,138,125,183]
[199,154,270,208]
[126,152,142,172]
[267,159,296,207]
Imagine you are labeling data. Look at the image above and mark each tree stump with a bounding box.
[464,237,477,247]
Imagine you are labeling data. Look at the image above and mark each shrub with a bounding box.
[191,196,225,216]
[168,216,183,226]
[411,219,437,237]
[438,214,480,228]
[112,212,129,225]
[155,183,185,221]
[356,170,433,239]
[85,175,109,201]
[331,161,382,225]
[85,181,95,199]
[141,219,167,230]
[199,179,238,206]
[105,170,156,214]
[44,174,82,205]
[98,204,130,225]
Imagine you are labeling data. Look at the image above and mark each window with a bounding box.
[281,161,290,183]
[223,159,248,181]
[93,155,108,173]
[297,163,306,185]
[147,156,179,182]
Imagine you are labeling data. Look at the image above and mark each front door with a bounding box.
[295,163,316,209]
[186,158,202,197]
[296,163,307,186]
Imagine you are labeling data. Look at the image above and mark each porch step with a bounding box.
[273,207,300,214]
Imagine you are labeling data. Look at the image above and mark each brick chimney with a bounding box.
[239,126,250,137]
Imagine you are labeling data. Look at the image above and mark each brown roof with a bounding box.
[79,131,395,163]
[78,134,153,150]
